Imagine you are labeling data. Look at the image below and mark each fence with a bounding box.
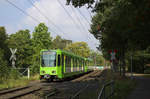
[13,68,30,79]
[98,80,114,99]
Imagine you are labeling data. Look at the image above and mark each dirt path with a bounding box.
[127,75,150,99]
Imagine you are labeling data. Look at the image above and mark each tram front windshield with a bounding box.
[41,51,56,67]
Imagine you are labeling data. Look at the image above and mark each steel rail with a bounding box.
[8,87,41,99]
[45,90,59,99]
[0,86,41,99]
[0,86,30,95]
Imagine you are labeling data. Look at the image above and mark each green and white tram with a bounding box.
[40,49,92,81]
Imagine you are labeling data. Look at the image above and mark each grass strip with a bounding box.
[0,74,39,89]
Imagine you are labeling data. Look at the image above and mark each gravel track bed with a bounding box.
[71,70,100,82]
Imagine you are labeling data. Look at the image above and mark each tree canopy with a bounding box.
[65,41,91,58]
[66,0,150,74]
[31,23,52,73]
[52,35,72,49]
[8,29,32,68]
[0,27,9,80]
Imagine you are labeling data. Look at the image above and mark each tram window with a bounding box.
[77,59,78,66]
[72,58,74,67]
[74,58,76,66]
[62,54,64,66]
[75,59,77,66]
[65,56,68,67]
[69,56,71,67]
[66,56,70,67]
[58,55,60,66]
[67,56,68,67]
[80,60,81,66]
[80,60,82,67]
[83,60,84,67]
[73,58,75,71]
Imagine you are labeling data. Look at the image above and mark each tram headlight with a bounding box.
[42,71,45,74]
[52,70,56,74]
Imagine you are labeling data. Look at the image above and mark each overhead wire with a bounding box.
[76,8,91,25]
[70,6,86,32]
[70,5,91,41]
[6,0,97,49]
[28,0,70,38]
[39,0,97,49]
[33,0,93,42]
[6,0,39,23]
[72,8,94,41]
[5,0,58,35]
[77,5,98,46]
[75,7,95,40]
[57,0,84,34]
[80,4,97,41]
[57,0,94,42]
[85,5,93,18]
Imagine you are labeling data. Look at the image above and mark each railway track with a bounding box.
[0,86,41,99]
[45,70,103,99]
[0,70,103,99]
[89,70,102,77]
[71,70,101,82]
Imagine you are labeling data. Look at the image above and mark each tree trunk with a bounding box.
[122,58,126,77]
[122,51,126,77]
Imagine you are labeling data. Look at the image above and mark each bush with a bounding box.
[30,63,39,75]
[127,56,144,73]
[144,69,150,74]
[0,49,9,82]
[113,78,136,99]
[9,69,21,79]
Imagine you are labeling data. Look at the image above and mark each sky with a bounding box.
[0,0,99,50]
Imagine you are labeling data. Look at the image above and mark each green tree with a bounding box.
[89,0,150,75]
[31,23,52,74]
[66,0,95,8]
[0,48,9,82]
[90,51,105,66]
[0,27,9,81]
[52,35,72,49]
[0,27,7,49]
[65,42,90,58]
[7,29,32,68]
[0,27,10,61]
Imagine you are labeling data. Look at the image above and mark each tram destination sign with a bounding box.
[42,51,55,55]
